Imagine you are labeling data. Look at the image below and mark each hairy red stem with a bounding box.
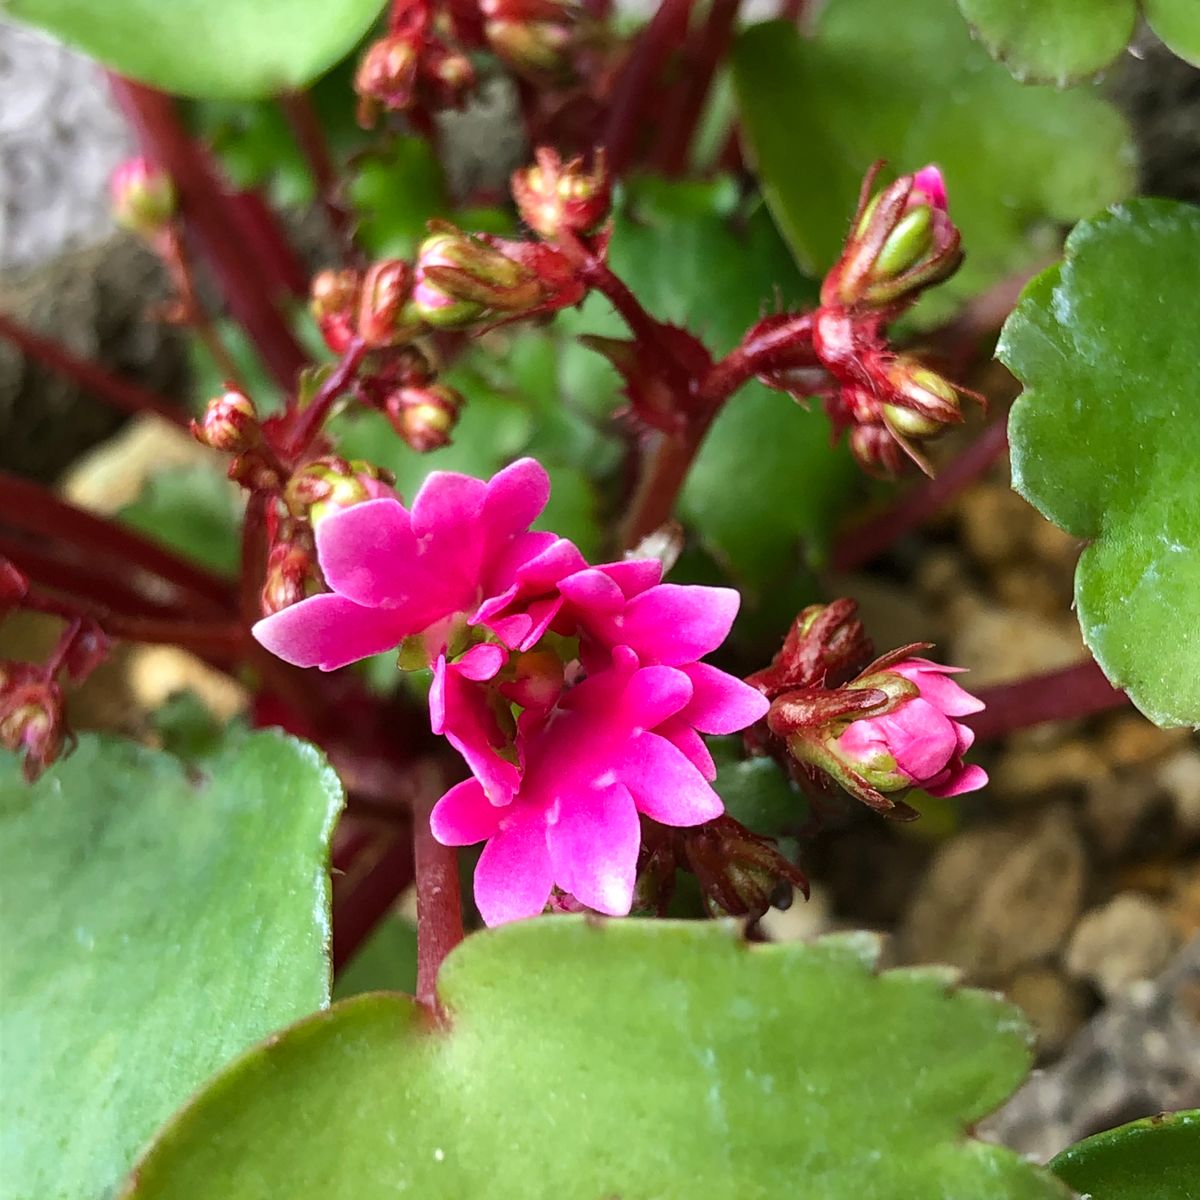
[284,339,368,458]
[656,0,741,176]
[0,311,186,428]
[414,790,464,1012]
[967,658,1127,741]
[604,0,695,175]
[833,418,1010,572]
[109,77,308,392]
[0,473,235,613]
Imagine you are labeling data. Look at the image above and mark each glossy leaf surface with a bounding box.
[123,919,1067,1199]
[4,0,388,99]
[1001,199,1200,727]
[0,732,342,1200]
[1050,1109,1200,1198]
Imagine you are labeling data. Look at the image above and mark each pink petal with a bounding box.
[893,659,984,717]
[596,558,662,598]
[456,642,506,681]
[411,470,488,537]
[657,718,717,781]
[482,457,551,540]
[911,164,948,211]
[430,778,502,845]
[870,699,960,781]
[558,567,626,614]
[925,762,988,798]
[473,812,555,926]
[314,498,419,608]
[617,731,724,826]
[546,782,640,916]
[680,663,770,734]
[619,584,741,665]
[252,593,410,671]
[621,665,693,730]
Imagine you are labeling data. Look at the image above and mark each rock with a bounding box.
[1156,750,1200,838]
[1007,966,1092,1059]
[1098,711,1193,770]
[993,564,1070,619]
[900,806,1087,984]
[945,596,1085,688]
[1083,772,1173,860]
[913,549,965,608]
[1166,866,1200,942]
[955,483,1032,568]
[992,739,1109,806]
[1065,893,1180,1000]
[125,646,249,723]
[758,883,834,943]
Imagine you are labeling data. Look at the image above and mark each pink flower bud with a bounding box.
[261,519,322,616]
[286,456,395,524]
[482,0,580,83]
[0,665,67,782]
[357,259,421,348]
[384,383,464,452]
[511,147,611,239]
[192,389,260,453]
[910,165,948,211]
[354,33,420,126]
[421,44,476,110]
[110,157,176,241]
[310,268,361,355]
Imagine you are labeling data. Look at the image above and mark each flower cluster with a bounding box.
[253,459,768,924]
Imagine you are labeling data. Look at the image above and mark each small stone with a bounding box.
[1065,893,1180,1000]
[956,484,1032,567]
[1083,772,1173,859]
[1156,749,1200,837]
[1099,711,1192,770]
[1007,966,1091,1059]
[946,596,1085,688]
[126,646,248,722]
[993,739,1109,805]
[900,806,1087,984]
[913,549,964,608]
[993,564,1070,618]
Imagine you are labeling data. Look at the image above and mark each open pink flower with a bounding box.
[432,647,765,925]
[252,458,552,670]
[835,657,986,797]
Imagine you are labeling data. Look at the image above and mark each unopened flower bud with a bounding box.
[822,162,962,310]
[261,521,322,616]
[883,358,963,431]
[410,229,543,328]
[310,268,361,354]
[422,44,477,109]
[482,0,580,82]
[384,383,464,451]
[358,259,421,348]
[286,456,394,523]
[110,157,176,241]
[512,147,610,239]
[192,389,260,452]
[62,622,111,682]
[848,422,910,479]
[355,33,420,126]
[0,666,67,782]
[747,599,874,701]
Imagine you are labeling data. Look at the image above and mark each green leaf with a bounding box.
[120,920,1067,1199]
[956,0,1135,84]
[1000,199,1200,728]
[119,464,243,576]
[710,737,806,837]
[1145,0,1200,65]
[348,139,449,260]
[579,179,860,585]
[733,6,1135,323]
[1049,1110,1200,1198]
[0,731,343,1200]
[333,914,419,1000]
[4,0,389,99]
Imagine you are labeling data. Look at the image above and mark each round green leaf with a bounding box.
[1145,0,1200,66]
[956,0,1136,84]
[1050,1109,1200,1198]
[732,5,1135,323]
[121,919,1069,1199]
[2,0,387,99]
[1001,199,1200,728]
[0,731,343,1200]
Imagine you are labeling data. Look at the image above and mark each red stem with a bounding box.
[832,418,1010,572]
[656,0,742,176]
[283,339,368,458]
[0,311,186,428]
[444,0,486,47]
[225,191,311,300]
[0,473,236,613]
[604,0,696,176]
[109,77,308,393]
[278,93,357,259]
[967,658,1127,741]
[414,790,463,1012]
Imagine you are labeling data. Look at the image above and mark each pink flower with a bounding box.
[835,657,986,798]
[910,164,948,212]
[252,458,553,671]
[432,647,765,925]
